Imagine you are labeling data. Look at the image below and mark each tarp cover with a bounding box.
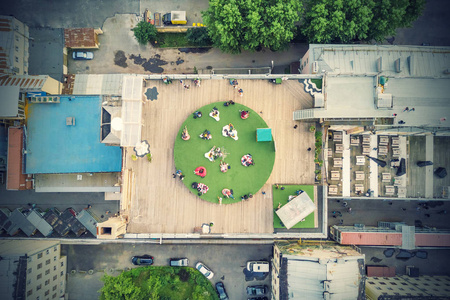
[276,192,315,229]
[417,161,433,167]
[435,167,447,178]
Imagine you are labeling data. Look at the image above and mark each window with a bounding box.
[28,268,32,274]
[380,282,386,285]
[53,266,56,271]
[15,46,18,52]
[36,284,42,291]
[54,246,57,252]
[60,262,64,267]
[390,282,397,285]
[45,269,50,275]
[54,256,57,262]
[53,275,57,281]
[45,290,50,296]
[52,285,57,291]
[46,259,51,265]
[27,289,33,296]
[27,279,31,285]
[45,279,50,286]
[60,271,64,276]
[37,263,42,269]
[15,35,19,42]
[38,253,43,259]
[375,287,382,290]
[52,293,57,299]
[46,249,50,255]
[37,274,42,280]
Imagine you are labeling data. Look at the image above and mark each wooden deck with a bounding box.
[124,79,315,234]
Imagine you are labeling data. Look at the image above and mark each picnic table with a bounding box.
[355,171,365,181]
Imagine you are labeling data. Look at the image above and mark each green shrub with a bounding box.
[186,27,212,46]
[133,21,157,45]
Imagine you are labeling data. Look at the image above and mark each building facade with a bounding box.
[0,240,66,300]
[0,16,30,76]
[330,222,450,248]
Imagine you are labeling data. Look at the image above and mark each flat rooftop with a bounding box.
[25,95,122,174]
[125,78,316,234]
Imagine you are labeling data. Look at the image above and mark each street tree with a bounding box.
[301,0,425,43]
[132,21,158,45]
[186,27,212,46]
[367,0,425,41]
[202,0,302,53]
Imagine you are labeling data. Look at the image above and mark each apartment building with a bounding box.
[0,15,30,76]
[0,240,66,300]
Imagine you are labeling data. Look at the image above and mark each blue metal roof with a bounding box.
[25,95,122,174]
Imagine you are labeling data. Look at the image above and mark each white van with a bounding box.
[246,261,269,273]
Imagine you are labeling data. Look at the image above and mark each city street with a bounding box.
[62,243,273,300]
[1,0,449,78]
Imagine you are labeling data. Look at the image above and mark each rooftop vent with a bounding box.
[395,58,402,73]
[377,57,383,72]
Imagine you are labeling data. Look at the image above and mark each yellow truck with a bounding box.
[162,11,187,25]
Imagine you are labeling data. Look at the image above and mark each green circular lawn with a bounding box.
[174,102,275,204]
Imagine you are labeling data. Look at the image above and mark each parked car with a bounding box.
[215,282,229,300]
[247,261,270,273]
[195,261,214,279]
[247,285,268,296]
[170,258,189,266]
[72,51,94,60]
[131,255,154,265]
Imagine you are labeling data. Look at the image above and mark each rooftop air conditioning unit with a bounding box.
[312,61,319,74]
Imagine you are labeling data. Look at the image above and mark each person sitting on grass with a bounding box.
[240,110,249,119]
[193,111,202,119]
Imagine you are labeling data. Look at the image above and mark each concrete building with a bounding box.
[0,16,30,77]
[330,222,450,249]
[366,275,450,299]
[0,75,62,122]
[0,240,66,300]
[296,44,450,136]
[295,45,450,200]
[272,241,365,300]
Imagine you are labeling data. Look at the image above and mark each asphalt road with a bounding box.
[62,243,273,300]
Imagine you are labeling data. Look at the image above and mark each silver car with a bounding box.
[72,51,94,60]
[170,258,189,266]
[195,261,214,279]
